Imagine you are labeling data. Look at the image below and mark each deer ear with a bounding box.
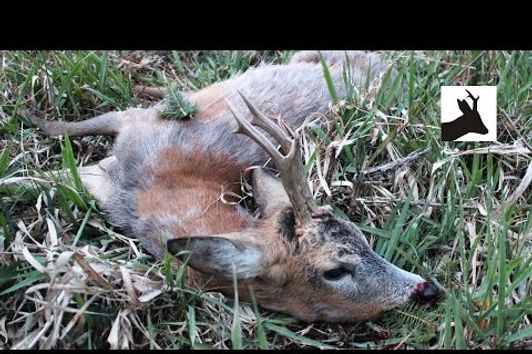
[167,232,264,279]
[252,168,290,215]
[457,99,471,114]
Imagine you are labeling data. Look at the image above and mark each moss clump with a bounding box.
[159,86,198,120]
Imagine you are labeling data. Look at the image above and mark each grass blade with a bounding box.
[0,145,10,177]
[496,220,509,346]
[264,323,333,349]
[318,51,338,103]
[187,305,197,348]
[248,286,269,349]
[230,265,242,349]
[454,295,466,349]
[61,134,83,191]
[442,294,454,348]
[507,327,532,344]
[0,270,44,295]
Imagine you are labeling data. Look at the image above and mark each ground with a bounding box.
[0,50,530,349]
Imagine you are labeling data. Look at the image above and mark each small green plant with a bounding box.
[159,85,198,120]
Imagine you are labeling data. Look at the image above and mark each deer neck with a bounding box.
[442,115,469,140]
[137,177,253,237]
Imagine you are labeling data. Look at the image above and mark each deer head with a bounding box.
[456,89,488,134]
[167,91,439,322]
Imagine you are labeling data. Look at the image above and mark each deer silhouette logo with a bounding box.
[442,89,489,141]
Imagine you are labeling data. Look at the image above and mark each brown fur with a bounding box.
[137,147,248,237]
[188,83,230,120]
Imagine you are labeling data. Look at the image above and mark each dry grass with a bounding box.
[0,50,530,349]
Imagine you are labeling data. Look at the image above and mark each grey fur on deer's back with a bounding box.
[226,51,390,132]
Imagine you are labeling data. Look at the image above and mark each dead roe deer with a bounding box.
[29,51,439,322]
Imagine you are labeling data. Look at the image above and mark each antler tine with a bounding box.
[465,89,478,101]
[226,92,317,222]
[225,98,285,166]
[236,90,294,154]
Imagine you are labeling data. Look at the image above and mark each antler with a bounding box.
[465,89,479,111]
[226,90,318,222]
[465,89,479,101]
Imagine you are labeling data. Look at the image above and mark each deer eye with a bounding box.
[322,267,350,281]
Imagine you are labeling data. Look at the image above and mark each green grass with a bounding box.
[0,50,530,349]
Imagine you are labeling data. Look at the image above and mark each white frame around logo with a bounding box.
[441,86,497,142]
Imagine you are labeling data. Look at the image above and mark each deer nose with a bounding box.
[411,281,440,304]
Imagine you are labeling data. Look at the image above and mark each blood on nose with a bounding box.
[411,281,440,305]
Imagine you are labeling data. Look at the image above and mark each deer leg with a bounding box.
[27,103,172,138]
[79,156,116,206]
[27,110,124,137]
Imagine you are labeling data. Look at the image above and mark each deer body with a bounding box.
[30,51,439,322]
